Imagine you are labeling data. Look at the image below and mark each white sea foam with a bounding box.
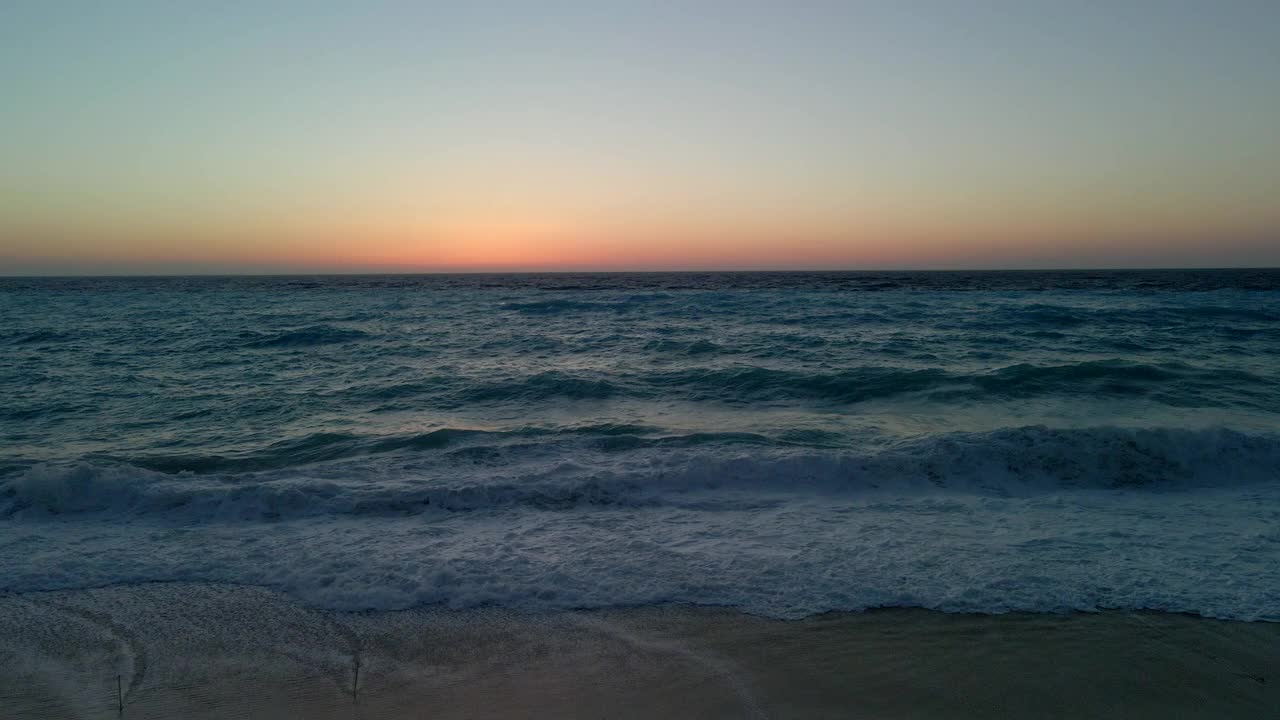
[4,425,1276,519]
[1,426,1277,621]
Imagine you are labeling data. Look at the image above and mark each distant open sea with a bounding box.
[2,270,1278,620]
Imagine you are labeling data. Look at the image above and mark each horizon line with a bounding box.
[3,265,1279,279]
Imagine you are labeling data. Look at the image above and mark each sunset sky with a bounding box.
[2,2,1278,274]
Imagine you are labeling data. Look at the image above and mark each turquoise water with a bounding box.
[2,270,1278,618]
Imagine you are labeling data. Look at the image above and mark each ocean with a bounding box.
[2,270,1279,621]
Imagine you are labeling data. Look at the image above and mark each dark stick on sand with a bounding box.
[116,674,123,715]
[353,654,361,701]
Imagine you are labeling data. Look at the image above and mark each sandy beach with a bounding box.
[0,583,1275,719]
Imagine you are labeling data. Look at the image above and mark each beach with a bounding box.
[1,583,1275,719]
[6,0,1280,713]
[3,272,1279,717]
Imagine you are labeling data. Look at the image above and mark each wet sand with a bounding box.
[0,583,1275,719]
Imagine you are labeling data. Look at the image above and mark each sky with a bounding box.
[2,1,1278,274]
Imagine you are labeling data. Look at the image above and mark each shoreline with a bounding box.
[1,583,1275,718]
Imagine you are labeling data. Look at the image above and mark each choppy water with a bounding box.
[2,270,1279,619]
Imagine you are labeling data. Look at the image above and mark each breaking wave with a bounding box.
[4,426,1276,521]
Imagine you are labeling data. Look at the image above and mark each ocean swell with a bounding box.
[413,361,1273,408]
[241,325,372,348]
[4,425,1275,522]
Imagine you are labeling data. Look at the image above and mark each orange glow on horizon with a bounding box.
[3,209,1278,273]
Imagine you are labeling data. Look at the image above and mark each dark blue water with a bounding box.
[2,270,1278,618]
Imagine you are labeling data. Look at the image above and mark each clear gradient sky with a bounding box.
[2,1,1278,274]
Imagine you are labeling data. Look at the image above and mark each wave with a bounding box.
[442,361,1271,407]
[455,371,619,404]
[968,361,1272,410]
[957,302,1280,330]
[1003,303,1090,326]
[57,423,673,474]
[4,426,1275,521]
[5,329,73,345]
[95,428,485,474]
[241,325,371,348]
[648,366,954,403]
[967,360,1267,399]
[405,366,947,407]
[643,338,725,355]
[1167,305,1280,322]
[500,299,635,314]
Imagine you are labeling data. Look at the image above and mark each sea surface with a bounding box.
[2,270,1278,620]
